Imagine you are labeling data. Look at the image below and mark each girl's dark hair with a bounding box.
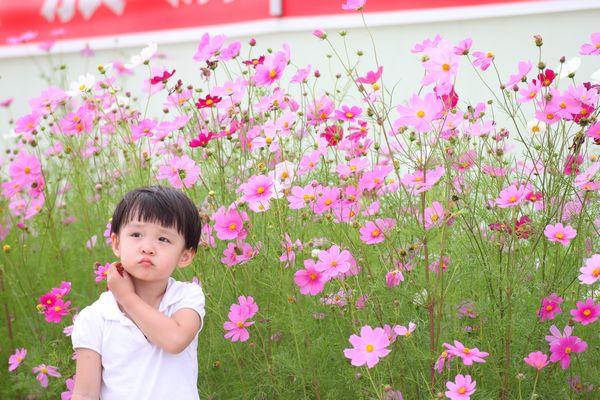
[110,186,202,251]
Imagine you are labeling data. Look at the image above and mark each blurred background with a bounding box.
[1,0,600,151]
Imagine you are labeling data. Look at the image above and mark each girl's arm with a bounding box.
[72,348,101,400]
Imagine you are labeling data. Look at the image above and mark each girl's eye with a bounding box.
[159,237,171,243]
[130,232,141,238]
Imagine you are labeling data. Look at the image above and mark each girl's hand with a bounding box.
[107,262,135,302]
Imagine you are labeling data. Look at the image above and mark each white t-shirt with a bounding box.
[72,278,205,400]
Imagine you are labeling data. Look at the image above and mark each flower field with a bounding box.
[1,2,600,399]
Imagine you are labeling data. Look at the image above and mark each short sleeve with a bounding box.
[71,306,103,354]
[171,283,206,331]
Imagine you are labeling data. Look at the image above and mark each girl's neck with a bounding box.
[131,278,169,309]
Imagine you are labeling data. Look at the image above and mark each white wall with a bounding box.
[1,1,599,152]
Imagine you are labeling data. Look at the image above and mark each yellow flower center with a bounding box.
[442,63,451,72]
[565,347,571,354]
[79,84,86,91]
[555,232,564,239]
[257,187,265,194]
[228,223,237,231]
[365,344,374,352]
[592,268,600,277]
[545,305,553,311]
[325,199,332,205]
[431,214,439,221]
[416,110,426,118]
[281,171,289,179]
[371,230,380,237]
[309,273,317,280]
[486,52,494,58]
[508,195,517,203]
[546,113,555,120]
[345,112,354,119]
[206,99,213,105]
[458,388,466,394]
[24,167,31,174]
[583,309,591,316]
[236,321,244,328]
[54,306,61,312]
[331,260,337,267]
[462,347,470,354]
[269,69,277,78]
[265,137,272,144]
[372,82,380,91]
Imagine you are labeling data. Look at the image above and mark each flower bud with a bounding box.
[312,29,327,40]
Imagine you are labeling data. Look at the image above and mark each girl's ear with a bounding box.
[111,233,120,257]
[177,249,195,268]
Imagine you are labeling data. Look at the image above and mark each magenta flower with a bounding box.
[523,351,549,370]
[544,223,577,246]
[8,348,27,372]
[335,105,362,122]
[44,298,71,323]
[343,325,391,368]
[445,374,476,400]
[400,165,445,195]
[538,293,563,321]
[9,152,42,187]
[423,201,445,229]
[453,38,472,55]
[443,340,489,366]
[230,296,259,319]
[223,309,254,342]
[549,335,587,369]
[578,254,600,284]
[157,155,201,189]
[61,375,75,400]
[579,32,600,55]
[341,0,366,11]
[212,206,249,241]
[570,298,600,325]
[356,66,383,85]
[294,259,329,295]
[94,262,110,282]
[395,93,443,133]
[32,364,61,388]
[240,174,274,212]
[253,52,287,86]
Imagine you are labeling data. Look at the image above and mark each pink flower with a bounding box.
[157,155,201,189]
[579,32,600,55]
[8,348,27,372]
[545,324,572,345]
[193,33,226,62]
[385,270,404,288]
[356,66,383,85]
[472,51,494,71]
[549,335,587,369]
[423,201,445,229]
[294,259,329,295]
[443,340,489,366]
[395,93,443,133]
[61,375,75,400]
[212,206,249,241]
[359,218,395,244]
[578,254,600,284]
[570,298,600,325]
[32,364,61,388]
[544,223,577,246]
[94,263,110,282]
[315,245,352,279]
[9,152,42,187]
[44,298,71,323]
[394,322,416,337]
[230,296,259,320]
[356,293,369,309]
[253,52,287,86]
[240,174,274,212]
[538,293,563,321]
[335,105,362,122]
[504,60,532,89]
[223,308,254,342]
[495,184,526,208]
[453,38,472,55]
[445,374,476,400]
[312,29,327,39]
[343,325,391,368]
[523,351,549,370]
[341,0,366,11]
[400,165,445,195]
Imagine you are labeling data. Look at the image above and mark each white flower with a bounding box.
[527,119,546,135]
[124,42,158,70]
[66,73,96,97]
[591,68,600,84]
[558,57,581,79]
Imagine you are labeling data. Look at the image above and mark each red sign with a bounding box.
[1,0,536,45]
